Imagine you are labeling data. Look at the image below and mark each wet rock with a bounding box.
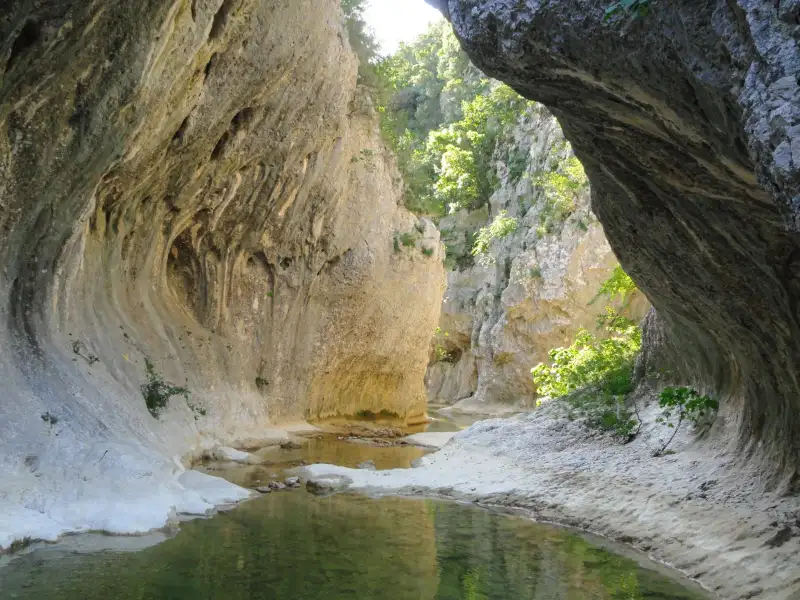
[280,441,302,450]
[268,480,286,491]
[284,476,301,487]
[255,486,272,494]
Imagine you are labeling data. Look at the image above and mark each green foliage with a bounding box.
[653,387,718,456]
[531,318,642,441]
[529,266,542,279]
[536,155,587,234]
[375,21,536,216]
[591,265,637,305]
[422,246,434,257]
[532,323,641,400]
[393,235,401,252]
[340,0,382,89]
[399,232,416,247]
[141,358,191,419]
[506,147,529,184]
[605,0,653,20]
[471,211,518,257]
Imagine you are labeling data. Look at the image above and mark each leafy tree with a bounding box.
[373,21,536,217]
[531,320,641,400]
[591,264,637,305]
[340,0,383,89]
[531,267,644,441]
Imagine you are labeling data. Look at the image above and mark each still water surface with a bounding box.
[1,492,710,600]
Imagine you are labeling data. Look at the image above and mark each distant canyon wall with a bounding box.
[427,106,647,413]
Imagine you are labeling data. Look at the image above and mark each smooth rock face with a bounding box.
[427,107,647,413]
[0,0,443,543]
[440,0,800,483]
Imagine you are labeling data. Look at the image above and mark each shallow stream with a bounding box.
[0,415,712,600]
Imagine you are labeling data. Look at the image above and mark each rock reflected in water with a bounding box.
[0,493,710,600]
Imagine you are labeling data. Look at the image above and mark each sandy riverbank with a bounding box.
[300,400,800,600]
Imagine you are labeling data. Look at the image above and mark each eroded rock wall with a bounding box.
[427,106,646,413]
[0,0,443,536]
[437,0,800,484]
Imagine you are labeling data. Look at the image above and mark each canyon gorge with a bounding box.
[1,1,799,599]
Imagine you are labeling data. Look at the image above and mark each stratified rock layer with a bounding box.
[438,0,800,485]
[0,0,443,539]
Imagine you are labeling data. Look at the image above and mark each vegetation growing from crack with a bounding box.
[141,358,193,419]
[471,211,518,263]
[399,232,416,247]
[535,155,587,237]
[653,387,718,456]
[605,0,653,21]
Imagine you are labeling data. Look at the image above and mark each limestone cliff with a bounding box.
[0,0,443,541]
[434,0,800,485]
[427,104,647,413]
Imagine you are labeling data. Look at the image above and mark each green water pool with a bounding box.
[0,491,711,599]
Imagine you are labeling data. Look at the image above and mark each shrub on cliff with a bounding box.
[471,211,518,261]
[141,358,191,418]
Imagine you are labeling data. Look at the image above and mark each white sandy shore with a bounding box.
[0,468,251,552]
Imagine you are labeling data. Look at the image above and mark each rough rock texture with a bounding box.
[435,0,800,486]
[0,0,443,545]
[427,107,647,413]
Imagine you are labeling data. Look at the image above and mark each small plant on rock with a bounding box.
[141,358,191,418]
[605,0,653,20]
[653,386,718,456]
[421,246,434,257]
[471,211,518,260]
[399,232,416,247]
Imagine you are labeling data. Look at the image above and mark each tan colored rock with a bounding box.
[0,0,443,541]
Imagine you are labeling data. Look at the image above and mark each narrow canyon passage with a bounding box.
[0,1,799,599]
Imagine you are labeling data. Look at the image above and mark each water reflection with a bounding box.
[1,493,709,600]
